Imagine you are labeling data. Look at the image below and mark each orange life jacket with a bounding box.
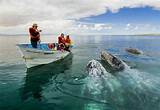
[65,38,71,44]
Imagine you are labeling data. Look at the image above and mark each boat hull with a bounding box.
[17,43,71,68]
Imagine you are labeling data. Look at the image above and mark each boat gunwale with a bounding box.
[16,43,65,54]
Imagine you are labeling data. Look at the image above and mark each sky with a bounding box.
[0,0,160,35]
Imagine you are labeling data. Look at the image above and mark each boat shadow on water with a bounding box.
[20,53,73,101]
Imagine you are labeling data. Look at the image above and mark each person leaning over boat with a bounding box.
[29,23,42,48]
[58,33,65,50]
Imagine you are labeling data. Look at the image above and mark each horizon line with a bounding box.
[0,33,160,36]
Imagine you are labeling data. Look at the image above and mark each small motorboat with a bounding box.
[17,43,71,68]
[100,51,125,71]
[125,48,142,55]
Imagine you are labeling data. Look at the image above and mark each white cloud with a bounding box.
[125,23,131,30]
[0,0,160,34]
[72,23,112,33]
[127,24,131,27]
[125,23,141,31]
[134,26,139,30]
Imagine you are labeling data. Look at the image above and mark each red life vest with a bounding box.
[58,36,65,44]
[29,27,40,41]
[48,43,55,49]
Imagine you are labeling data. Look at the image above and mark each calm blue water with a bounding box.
[0,35,160,110]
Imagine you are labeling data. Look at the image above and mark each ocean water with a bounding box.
[0,35,160,110]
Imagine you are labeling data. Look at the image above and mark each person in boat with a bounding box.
[29,23,42,48]
[58,33,65,51]
[64,35,72,52]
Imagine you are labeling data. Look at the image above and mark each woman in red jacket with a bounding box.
[65,35,71,45]
[64,35,72,52]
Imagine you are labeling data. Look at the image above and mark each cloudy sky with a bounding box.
[0,0,160,35]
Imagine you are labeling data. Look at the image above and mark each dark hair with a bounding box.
[61,33,64,36]
[66,35,70,38]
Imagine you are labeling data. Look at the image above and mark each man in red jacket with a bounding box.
[29,23,42,48]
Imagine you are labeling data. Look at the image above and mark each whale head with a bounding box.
[86,59,107,77]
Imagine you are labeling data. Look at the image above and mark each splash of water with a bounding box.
[53,59,160,109]
[83,59,124,104]
[122,61,160,93]
[116,60,160,106]
[53,59,124,106]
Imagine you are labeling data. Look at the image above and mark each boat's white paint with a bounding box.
[17,44,70,68]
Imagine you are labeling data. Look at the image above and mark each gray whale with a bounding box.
[100,51,125,71]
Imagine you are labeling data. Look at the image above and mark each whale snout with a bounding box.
[87,60,98,69]
[86,60,107,77]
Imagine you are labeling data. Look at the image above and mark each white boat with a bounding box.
[17,43,71,68]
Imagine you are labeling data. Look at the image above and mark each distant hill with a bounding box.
[0,34,28,36]
[136,33,160,36]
